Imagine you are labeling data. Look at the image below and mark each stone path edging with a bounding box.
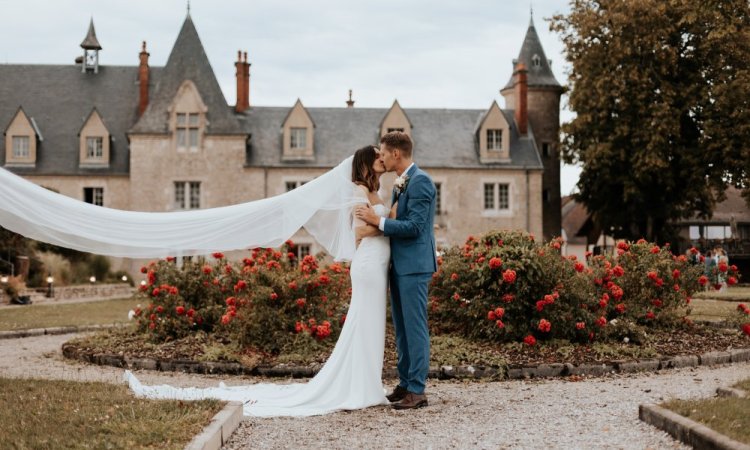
[0,324,123,340]
[185,401,243,450]
[639,404,750,450]
[61,341,750,381]
[717,386,748,398]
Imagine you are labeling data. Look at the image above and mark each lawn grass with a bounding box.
[0,377,223,449]
[0,297,139,331]
[688,298,742,322]
[693,286,750,302]
[663,396,750,444]
[733,378,750,393]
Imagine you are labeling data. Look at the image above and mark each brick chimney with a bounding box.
[235,51,251,112]
[514,63,528,135]
[138,41,150,116]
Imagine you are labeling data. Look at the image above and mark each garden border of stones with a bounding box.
[639,385,750,450]
[61,341,750,380]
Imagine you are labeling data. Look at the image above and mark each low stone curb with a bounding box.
[717,387,747,398]
[0,324,123,340]
[639,404,750,450]
[184,401,243,450]
[61,341,750,381]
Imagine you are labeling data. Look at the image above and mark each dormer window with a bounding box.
[169,81,208,153]
[177,112,200,152]
[532,54,541,67]
[290,127,307,149]
[86,137,104,159]
[78,108,110,167]
[12,136,30,159]
[380,100,413,138]
[282,99,315,161]
[476,101,511,163]
[487,129,503,151]
[4,107,39,167]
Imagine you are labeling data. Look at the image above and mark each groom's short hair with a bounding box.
[380,131,413,158]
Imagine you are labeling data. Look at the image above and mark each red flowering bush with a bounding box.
[134,242,352,353]
[430,230,708,345]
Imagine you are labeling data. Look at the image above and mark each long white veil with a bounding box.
[0,157,360,261]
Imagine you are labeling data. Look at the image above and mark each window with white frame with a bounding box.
[542,142,551,158]
[12,136,30,158]
[175,181,201,210]
[483,183,510,211]
[290,127,307,149]
[296,244,311,259]
[86,137,104,159]
[285,180,308,192]
[487,129,503,151]
[176,113,200,151]
[83,187,104,206]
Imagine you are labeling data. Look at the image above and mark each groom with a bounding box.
[356,131,437,410]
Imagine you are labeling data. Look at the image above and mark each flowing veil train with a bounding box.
[0,156,392,417]
[0,156,359,260]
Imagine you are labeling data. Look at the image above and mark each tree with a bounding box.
[551,0,750,242]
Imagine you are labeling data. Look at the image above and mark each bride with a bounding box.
[128,145,394,417]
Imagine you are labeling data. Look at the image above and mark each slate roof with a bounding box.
[244,106,544,170]
[130,15,244,135]
[1,15,545,175]
[0,64,162,176]
[502,17,562,91]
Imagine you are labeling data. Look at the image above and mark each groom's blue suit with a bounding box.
[383,163,437,395]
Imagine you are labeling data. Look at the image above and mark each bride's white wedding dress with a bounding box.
[125,203,391,417]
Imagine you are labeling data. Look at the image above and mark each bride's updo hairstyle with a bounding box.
[352,145,381,192]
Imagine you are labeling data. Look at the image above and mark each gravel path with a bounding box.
[1,332,748,450]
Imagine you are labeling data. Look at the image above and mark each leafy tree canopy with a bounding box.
[551,0,750,241]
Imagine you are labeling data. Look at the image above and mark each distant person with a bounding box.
[704,250,715,291]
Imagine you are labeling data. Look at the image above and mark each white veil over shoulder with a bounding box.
[0,156,361,261]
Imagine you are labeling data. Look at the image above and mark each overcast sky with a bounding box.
[1,0,581,194]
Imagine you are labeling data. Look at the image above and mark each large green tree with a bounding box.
[551,0,750,242]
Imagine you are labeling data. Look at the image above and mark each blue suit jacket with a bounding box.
[383,164,438,275]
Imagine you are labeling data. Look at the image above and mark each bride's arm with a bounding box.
[352,186,382,246]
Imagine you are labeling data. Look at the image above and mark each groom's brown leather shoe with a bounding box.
[386,385,409,403]
[393,392,428,410]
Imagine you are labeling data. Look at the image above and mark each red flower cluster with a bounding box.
[489,257,503,270]
[538,319,551,333]
[212,252,225,259]
[574,262,585,273]
[698,275,708,286]
[575,322,586,330]
[502,269,517,284]
[523,335,536,346]
[738,304,750,315]
[595,316,607,327]
[743,323,750,337]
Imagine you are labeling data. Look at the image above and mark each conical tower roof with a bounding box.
[502,16,561,91]
[130,15,244,134]
[80,18,102,50]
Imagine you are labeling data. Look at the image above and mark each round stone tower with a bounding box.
[500,15,564,241]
